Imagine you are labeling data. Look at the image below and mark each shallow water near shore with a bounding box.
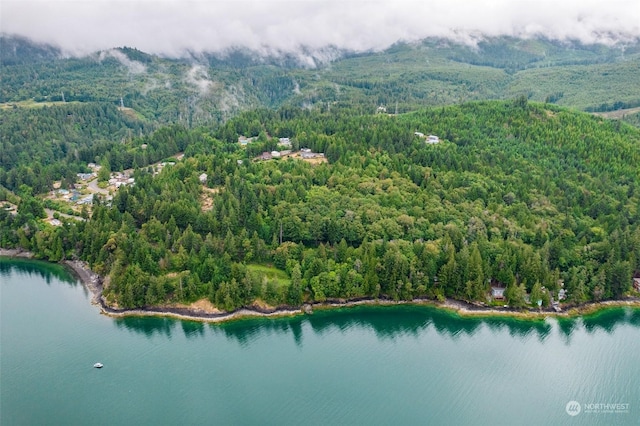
[2,258,639,425]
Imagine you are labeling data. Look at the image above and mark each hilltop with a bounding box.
[1,101,638,312]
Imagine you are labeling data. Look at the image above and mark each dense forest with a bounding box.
[0,103,153,193]
[2,100,639,311]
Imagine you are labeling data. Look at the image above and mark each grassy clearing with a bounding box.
[246,264,291,288]
[593,106,640,119]
[117,106,146,121]
[0,100,81,109]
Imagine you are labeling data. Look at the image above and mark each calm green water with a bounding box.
[1,258,639,425]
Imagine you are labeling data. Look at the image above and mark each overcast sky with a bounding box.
[2,0,640,56]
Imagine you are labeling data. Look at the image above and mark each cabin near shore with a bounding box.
[491,287,505,300]
[633,272,640,292]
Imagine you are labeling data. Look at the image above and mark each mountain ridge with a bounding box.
[2,33,640,126]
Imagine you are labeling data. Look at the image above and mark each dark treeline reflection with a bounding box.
[114,317,208,339]
[110,305,640,345]
[214,319,302,348]
[181,320,205,337]
[629,309,640,327]
[114,316,176,338]
[211,306,561,346]
[0,257,76,286]
[581,307,633,334]
[482,316,552,341]
[211,306,454,347]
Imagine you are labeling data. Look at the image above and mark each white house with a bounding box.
[77,173,94,181]
[77,194,94,205]
[427,135,440,144]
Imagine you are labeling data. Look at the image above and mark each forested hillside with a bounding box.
[0,103,152,193]
[3,35,639,194]
[2,101,638,311]
[3,35,639,195]
[3,35,640,123]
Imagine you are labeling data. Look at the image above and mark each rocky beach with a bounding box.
[0,248,34,258]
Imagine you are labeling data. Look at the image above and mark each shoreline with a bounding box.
[61,260,103,305]
[3,253,640,323]
[58,258,305,323]
[0,248,35,258]
[311,297,640,320]
[95,295,640,323]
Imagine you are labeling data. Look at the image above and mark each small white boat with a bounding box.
[93,362,103,368]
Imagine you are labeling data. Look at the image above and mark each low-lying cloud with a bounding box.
[98,49,147,74]
[185,64,213,95]
[2,0,639,57]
